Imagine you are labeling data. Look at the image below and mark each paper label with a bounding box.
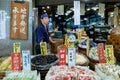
[22,50,31,71]
[13,42,21,53]
[105,45,115,64]
[98,43,106,63]
[86,37,90,55]
[58,47,66,65]
[40,42,47,55]
[68,48,76,66]
[68,40,74,48]
[11,53,21,71]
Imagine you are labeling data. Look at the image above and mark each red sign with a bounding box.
[11,53,21,71]
[98,43,106,63]
[58,48,66,65]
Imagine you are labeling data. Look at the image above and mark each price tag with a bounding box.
[68,48,76,66]
[64,35,69,47]
[58,45,67,65]
[13,42,21,53]
[86,37,90,55]
[98,43,106,63]
[40,42,47,55]
[68,40,74,48]
[77,31,82,43]
[105,45,115,64]
[22,50,31,71]
[11,53,21,71]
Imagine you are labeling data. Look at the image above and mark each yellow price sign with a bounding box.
[13,42,21,53]
[105,45,115,64]
[68,41,74,48]
[77,31,82,43]
[64,35,69,47]
[40,42,47,55]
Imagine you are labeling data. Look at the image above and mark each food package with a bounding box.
[89,47,99,60]
[0,57,11,71]
[3,71,39,80]
[95,63,120,80]
[66,53,89,65]
[46,66,101,80]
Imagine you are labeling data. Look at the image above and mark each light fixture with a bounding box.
[43,10,46,12]
[87,8,90,11]
[42,7,45,9]
[47,6,50,9]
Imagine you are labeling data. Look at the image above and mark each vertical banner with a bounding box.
[13,42,21,53]
[58,45,67,65]
[98,3,105,17]
[0,10,6,39]
[80,3,85,15]
[22,50,31,71]
[10,1,29,39]
[11,53,21,71]
[68,48,76,66]
[105,45,115,64]
[57,5,64,15]
[98,43,106,63]
[74,1,80,25]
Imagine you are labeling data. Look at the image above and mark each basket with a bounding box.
[31,54,58,80]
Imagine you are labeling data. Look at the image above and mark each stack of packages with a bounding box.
[46,66,101,80]
[95,64,120,80]
[3,71,40,80]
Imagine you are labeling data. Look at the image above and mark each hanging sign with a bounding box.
[80,3,85,15]
[98,43,106,63]
[74,1,80,25]
[11,53,21,71]
[22,50,31,71]
[57,5,64,15]
[10,1,29,39]
[58,45,67,65]
[68,48,76,66]
[105,45,115,64]
[40,42,47,55]
[98,3,105,17]
[13,42,21,53]
[0,10,6,39]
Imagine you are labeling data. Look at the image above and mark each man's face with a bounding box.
[41,17,49,25]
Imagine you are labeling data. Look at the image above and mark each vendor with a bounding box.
[35,13,55,54]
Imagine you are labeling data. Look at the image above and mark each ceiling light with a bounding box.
[43,10,46,12]
[87,8,90,11]
[47,6,50,9]
[92,6,98,10]
[42,7,45,9]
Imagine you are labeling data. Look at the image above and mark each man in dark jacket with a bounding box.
[35,13,55,54]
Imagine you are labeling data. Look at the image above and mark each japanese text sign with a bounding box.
[68,48,76,66]
[10,1,29,39]
[22,50,31,71]
[105,45,115,64]
[11,53,21,71]
[13,42,21,53]
[98,43,106,63]
[40,42,47,55]
[58,45,67,65]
